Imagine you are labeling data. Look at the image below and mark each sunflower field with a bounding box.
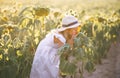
[0,0,120,78]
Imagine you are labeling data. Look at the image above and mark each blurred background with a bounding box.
[0,0,120,78]
[0,0,120,9]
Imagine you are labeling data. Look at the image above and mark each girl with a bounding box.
[30,15,81,78]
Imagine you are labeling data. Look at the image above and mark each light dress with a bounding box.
[30,30,66,78]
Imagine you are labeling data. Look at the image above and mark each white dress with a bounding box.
[30,30,66,78]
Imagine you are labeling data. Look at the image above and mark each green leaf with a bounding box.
[60,60,77,75]
[85,61,95,72]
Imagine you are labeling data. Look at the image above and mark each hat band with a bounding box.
[62,21,78,27]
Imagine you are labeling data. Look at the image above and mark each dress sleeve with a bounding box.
[54,33,66,44]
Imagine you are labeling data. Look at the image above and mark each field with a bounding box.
[0,0,120,78]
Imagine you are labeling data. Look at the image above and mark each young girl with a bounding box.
[30,15,81,78]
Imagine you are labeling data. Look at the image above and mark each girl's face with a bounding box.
[60,26,81,40]
[67,26,80,38]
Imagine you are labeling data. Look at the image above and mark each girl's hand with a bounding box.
[67,33,78,48]
[67,35,75,48]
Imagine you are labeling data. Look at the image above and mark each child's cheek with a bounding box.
[72,31,77,35]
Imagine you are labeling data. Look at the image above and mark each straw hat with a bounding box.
[57,15,80,32]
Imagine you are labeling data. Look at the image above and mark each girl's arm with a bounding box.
[54,36,64,48]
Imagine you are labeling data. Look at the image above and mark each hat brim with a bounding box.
[57,23,80,32]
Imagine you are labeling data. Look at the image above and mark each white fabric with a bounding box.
[30,30,66,78]
[62,15,78,25]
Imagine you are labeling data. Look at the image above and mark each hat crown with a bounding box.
[62,15,78,25]
[57,15,80,32]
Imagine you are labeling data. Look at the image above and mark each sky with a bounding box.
[0,0,119,10]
